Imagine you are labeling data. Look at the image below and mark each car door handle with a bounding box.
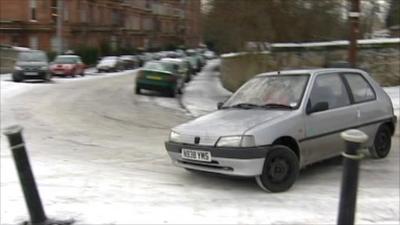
[357,109,361,118]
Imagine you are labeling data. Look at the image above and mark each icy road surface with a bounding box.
[1,64,399,224]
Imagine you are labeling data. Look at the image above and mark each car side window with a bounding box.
[309,73,350,110]
[344,73,375,103]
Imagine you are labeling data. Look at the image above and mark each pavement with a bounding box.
[181,59,231,117]
[0,62,399,224]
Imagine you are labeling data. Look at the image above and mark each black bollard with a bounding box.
[3,125,74,225]
[3,125,47,224]
[337,129,368,225]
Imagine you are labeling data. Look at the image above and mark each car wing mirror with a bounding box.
[307,101,329,114]
[217,102,224,109]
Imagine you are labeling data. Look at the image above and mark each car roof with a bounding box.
[57,55,79,58]
[161,58,183,63]
[255,68,366,77]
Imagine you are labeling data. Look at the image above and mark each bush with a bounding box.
[74,46,99,65]
[47,51,57,61]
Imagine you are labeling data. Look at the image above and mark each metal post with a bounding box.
[337,129,368,225]
[56,0,63,55]
[3,125,47,224]
[3,125,75,225]
[348,0,360,68]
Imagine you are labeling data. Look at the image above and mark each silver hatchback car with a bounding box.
[165,68,397,192]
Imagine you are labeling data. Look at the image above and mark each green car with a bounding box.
[135,61,184,97]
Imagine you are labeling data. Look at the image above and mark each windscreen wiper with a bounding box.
[260,103,294,109]
[228,103,260,109]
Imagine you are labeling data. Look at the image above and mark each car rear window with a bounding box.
[344,73,376,103]
[54,56,78,64]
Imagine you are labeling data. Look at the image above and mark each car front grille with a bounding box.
[23,66,41,71]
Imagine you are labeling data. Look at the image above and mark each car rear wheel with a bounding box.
[369,125,391,159]
[256,145,299,192]
[135,86,141,95]
[167,89,176,97]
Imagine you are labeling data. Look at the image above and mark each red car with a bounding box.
[50,55,85,77]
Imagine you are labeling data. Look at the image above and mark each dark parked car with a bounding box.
[136,61,184,97]
[50,55,85,77]
[12,50,51,82]
[96,56,124,72]
[120,55,139,70]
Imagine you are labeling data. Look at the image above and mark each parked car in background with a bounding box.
[136,61,184,97]
[161,58,191,83]
[12,50,51,82]
[165,68,397,192]
[138,53,153,67]
[50,55,85,77]
[204,50,217,59]
[186,49,205,72]
[185,56,199,74]
[119,55,139,70]
[96,56,123,72]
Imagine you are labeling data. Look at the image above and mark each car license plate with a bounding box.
[55,71,64,75]
[147,75,162,80]
[25,72,38,75]
[181,149,211,162]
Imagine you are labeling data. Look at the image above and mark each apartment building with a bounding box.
[0,0,202,52]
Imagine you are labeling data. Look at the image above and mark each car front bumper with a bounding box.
[165,141,270,177]
[13,70,48,79]
[136,79,176,91]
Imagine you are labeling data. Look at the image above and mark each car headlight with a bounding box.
[169,131,181,142]
[14,66,22,70]
[216,135,255,147]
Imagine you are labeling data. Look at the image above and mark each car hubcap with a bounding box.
[267,157,290,183]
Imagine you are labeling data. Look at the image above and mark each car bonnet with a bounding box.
[173,109,288,137]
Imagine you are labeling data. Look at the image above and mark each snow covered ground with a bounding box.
[181,59,231,117]
[0,63,399,224]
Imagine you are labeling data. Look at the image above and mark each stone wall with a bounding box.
[220,39,400,92]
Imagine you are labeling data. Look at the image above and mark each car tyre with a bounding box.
[369,125,391,159]
[168,89,176,98]
[12,74,23,82]
[135,86,141,95]
[255,145,299,193]
[43,74,51,82]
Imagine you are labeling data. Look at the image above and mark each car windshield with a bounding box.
[18,51,47,62]
[54,56,77,64]
[223,74,310,109]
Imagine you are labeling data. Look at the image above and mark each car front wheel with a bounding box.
[256,145,299,192]
[12,73,23,82]
[369,125,391,159]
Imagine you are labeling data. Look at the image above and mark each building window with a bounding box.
[30,0,37,21]
[51,0,57,23]
[80,5,87,23]
[29,36,39,49]
[63,2,69,21]
[145,0,151,9]
[51,36,58,51]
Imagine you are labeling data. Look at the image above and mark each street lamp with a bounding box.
[348,0,360,68]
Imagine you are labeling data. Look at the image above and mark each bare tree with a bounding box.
[203,0,348,52]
